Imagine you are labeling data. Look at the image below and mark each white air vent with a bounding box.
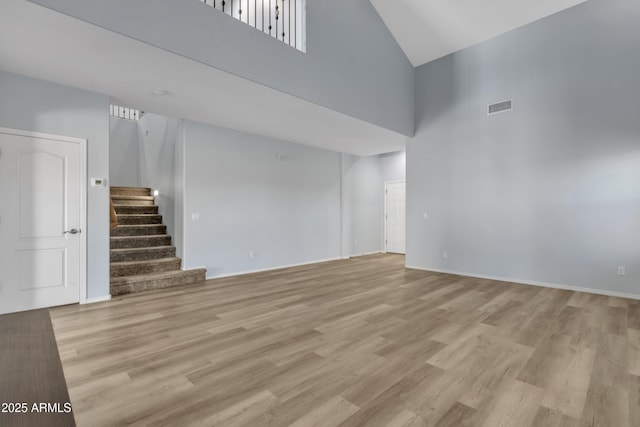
[488,100,512,115]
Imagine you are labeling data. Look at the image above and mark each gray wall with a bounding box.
[0,70,110,300]
[379,151,405,184]
[408,0,640,296]
[344,154,381,256]
[137,113,179,239]
[109,116,138,186]
[28,0,414,137]
[182,121,342,277]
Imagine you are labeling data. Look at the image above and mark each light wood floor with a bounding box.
[50,254,640,426]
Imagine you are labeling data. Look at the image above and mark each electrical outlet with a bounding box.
[249,251,255,259]
[354,240,358,246]
[423,212,428,220]
[617,266,626,276]
[442,251,448,260]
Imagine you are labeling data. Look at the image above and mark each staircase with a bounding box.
[110,187,206,296]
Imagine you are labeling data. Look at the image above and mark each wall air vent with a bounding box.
[488,100,512,115]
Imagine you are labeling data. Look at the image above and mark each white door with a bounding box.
[385,181,406,254]
[0,129,85,315]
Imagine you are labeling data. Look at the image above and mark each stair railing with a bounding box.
[199,0,306,52]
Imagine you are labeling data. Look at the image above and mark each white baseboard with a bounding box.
[206,257,343,280]
[350,251,384,258]
[185,265,207,271]
[405,265,640,301]
[81,295,112,304]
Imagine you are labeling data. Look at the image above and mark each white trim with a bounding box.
[180,122,188,264]
[78,136,88,304]
[0,127,88,306]
[350,251,383,258]
[206,257,342,280]
[82,295,112,304]
[405,265,640,301]
[0,127,86,145]
[384,180,406,254]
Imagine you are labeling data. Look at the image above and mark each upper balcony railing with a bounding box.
[200,0,306,52]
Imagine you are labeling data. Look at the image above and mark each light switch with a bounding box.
[191,212,200,221]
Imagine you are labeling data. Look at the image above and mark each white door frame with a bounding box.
[0,127,88,304]
[384,180,405,253]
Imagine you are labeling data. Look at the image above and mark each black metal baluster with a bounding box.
[269,0,272,34]
[275,1,279,39]
[288,0,291,45]
[222,0,225,12]
[282,0,286,41]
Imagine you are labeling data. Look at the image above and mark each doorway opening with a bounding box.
[384,180,406,254]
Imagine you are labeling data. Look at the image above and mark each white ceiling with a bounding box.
[370,0,588,67]
[0,0,407,157]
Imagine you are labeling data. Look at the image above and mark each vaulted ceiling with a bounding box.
[1,0,590,156]
[370,0,588,66]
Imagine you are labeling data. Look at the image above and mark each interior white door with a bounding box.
[0,130,83,314]
[385,181,406,254]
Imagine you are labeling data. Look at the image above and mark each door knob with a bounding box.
[64,229,80,235]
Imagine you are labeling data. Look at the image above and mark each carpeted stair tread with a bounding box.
[114,205,159,214]
[111,195,155,201]
[111,224,167,236]
[110,257,182,277]
[110,187,152,196]
[111,195,155,206]
[116,214,163,225]
[110,245,176,262]
[110,235,172,249]
[110,269,206,296]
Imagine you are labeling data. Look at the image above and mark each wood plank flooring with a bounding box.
[49,254,640,426]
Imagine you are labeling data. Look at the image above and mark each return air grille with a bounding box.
[488,100,512,115]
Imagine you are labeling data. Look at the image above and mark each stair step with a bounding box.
[110,269,206,296]
[114,205,159,215]
[116,214,163,225]
[111,257,182,278]
[110,235,172,249]
[111,246,176,262]
[110,187,152,196]
[111,195,155,206]
[111,224,167,237]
